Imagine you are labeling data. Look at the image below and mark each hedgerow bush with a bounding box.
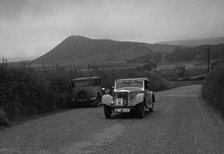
[202,66,224,115]
[0,66,173,126]
[89,69,173,91]
[0,67,72,125]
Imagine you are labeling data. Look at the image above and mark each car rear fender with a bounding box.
[148,91,155,103]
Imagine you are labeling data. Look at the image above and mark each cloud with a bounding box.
[0,0,224,59]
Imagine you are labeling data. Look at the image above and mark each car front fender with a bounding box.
[130,93,144,106]
[101,94,113,106]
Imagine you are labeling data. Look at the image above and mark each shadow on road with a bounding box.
[109,110,154,119]
[71,104,103,109]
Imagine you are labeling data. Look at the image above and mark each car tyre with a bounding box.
[149,103,154,112]
[104,105,112,119]
[137,102,145,118]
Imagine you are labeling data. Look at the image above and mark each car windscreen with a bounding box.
[115,80,143,89]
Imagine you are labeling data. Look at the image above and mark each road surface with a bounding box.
[0,85,224,154]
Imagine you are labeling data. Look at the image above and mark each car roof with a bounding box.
[115,78,149,82]
[72,76,100,81]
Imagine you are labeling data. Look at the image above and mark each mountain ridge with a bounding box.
[33,35,175,65]
[158,37,224,46]
[33,35,224,65]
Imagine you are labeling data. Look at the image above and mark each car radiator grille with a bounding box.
[116,92,129,106]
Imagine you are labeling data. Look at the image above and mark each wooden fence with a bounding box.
[21,62,146,72]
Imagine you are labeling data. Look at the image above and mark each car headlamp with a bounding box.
[110,100,115,105]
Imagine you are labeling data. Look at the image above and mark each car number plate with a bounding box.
[116,98,123,106]
[114,108,130,112]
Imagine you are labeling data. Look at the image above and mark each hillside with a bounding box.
[33,36,175,65]
[33,35,224,65]
[167,43,224,62]
[158,37,224,46]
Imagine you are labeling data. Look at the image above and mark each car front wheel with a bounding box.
[104,105,112,119]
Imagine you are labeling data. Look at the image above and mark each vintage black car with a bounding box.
[71,76,102,107]
[102,78,155,118]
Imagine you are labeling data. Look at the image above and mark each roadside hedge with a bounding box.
[0,66,173,126]
[202,67,224,115]
[0,67,72,125]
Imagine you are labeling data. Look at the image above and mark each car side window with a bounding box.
[94,79,97,86]
[93,79,101,86]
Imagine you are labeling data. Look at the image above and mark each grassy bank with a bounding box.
[202,67,224,115]
[0,66,174,126]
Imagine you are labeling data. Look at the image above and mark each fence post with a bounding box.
[41,63,45,71]
[56,64,59,71]
[2,57,4,65]
[22,62,26,71]
[2,57,5,69]
[88,64,90,72]
[5,58,7,69]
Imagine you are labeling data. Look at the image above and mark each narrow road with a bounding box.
[0,85,224,154]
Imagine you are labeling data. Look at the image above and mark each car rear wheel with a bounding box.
[137,102,145,118]
[149,103,154,112]
[104,105,112,119]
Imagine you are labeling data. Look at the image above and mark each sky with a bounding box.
[0,0,224,61]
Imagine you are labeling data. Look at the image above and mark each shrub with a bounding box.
[0,67,73,124]
[202,67,224,115]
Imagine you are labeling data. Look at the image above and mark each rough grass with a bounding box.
[202,67,224,115]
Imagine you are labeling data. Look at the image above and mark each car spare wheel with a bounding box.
[78,91,87,99]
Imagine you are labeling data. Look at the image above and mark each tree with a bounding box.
[177,66,186,77]
[142,62,157,71]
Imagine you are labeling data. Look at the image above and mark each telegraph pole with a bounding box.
[207,45,210,74]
